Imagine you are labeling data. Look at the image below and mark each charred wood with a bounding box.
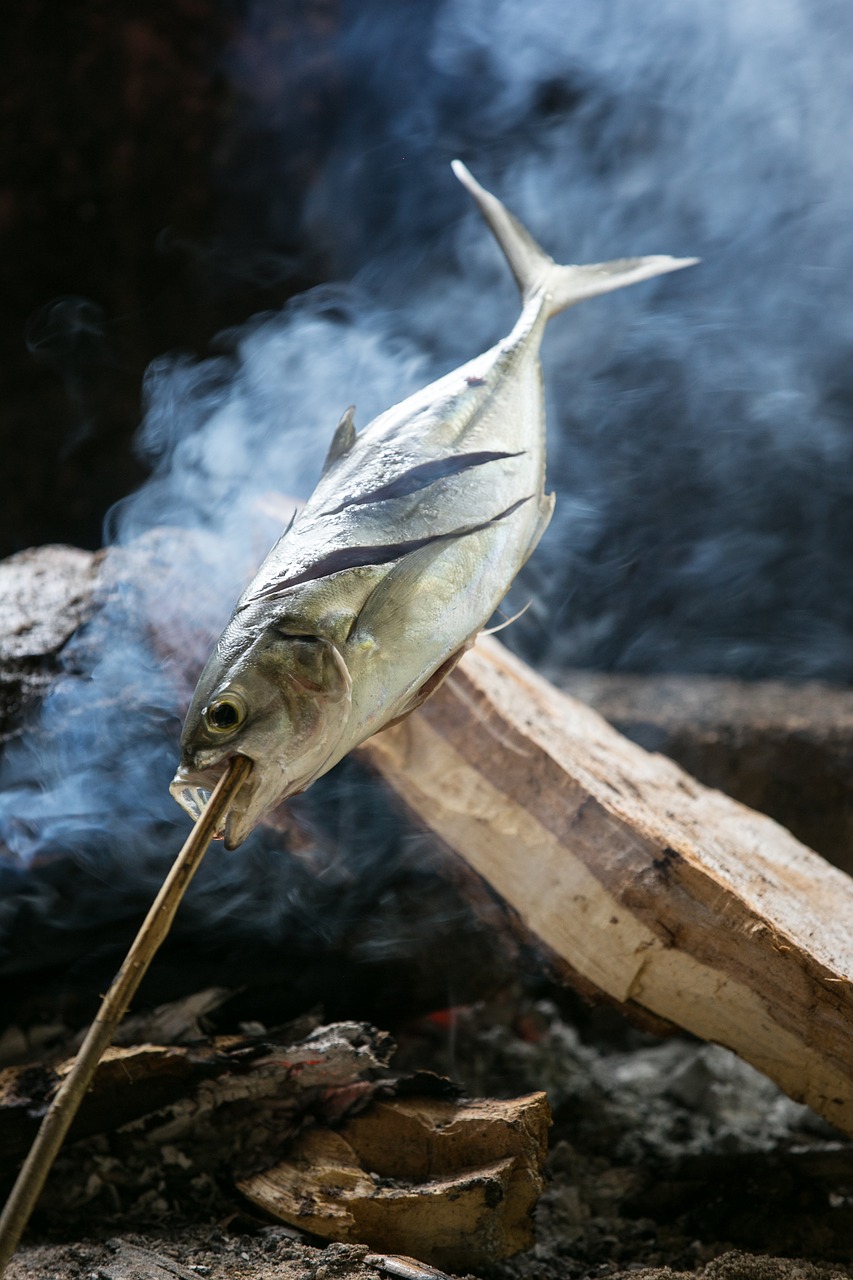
[0,1004,547,1272]
[0,1021,393,1176]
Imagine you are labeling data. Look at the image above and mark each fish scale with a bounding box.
[171,162,696,848]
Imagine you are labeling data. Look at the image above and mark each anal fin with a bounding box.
[321,405,357,475]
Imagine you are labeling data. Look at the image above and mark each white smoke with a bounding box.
[3,0,852,947]
[282,0,853,678]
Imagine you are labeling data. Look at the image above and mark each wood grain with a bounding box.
[362,636,853,1136]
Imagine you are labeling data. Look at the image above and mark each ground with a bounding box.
[5,993,853,1279]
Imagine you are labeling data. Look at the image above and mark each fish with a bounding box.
[170,162,696,848]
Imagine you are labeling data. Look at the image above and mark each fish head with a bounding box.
[170,614,352,849]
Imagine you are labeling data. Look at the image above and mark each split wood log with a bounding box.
[237,1092,550,1272]
[361,636,853,1138]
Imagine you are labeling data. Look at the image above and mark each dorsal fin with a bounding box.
[451,160,697,320]
[321,405,357,476]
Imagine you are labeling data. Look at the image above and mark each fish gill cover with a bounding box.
[2,0,853,986]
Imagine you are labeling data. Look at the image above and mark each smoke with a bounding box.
[292,0,853,681]
[3,0,853,988]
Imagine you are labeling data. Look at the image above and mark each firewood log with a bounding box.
[0,1021,393,1172]
[361,636,853,1138]
[237,1092,550,1272]
[557,666,853,873]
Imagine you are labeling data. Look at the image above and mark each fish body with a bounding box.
[171,163,695,847]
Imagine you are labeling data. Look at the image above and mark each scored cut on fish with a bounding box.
[170,162,696,848]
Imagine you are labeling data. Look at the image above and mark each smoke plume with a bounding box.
[3,0,853,992]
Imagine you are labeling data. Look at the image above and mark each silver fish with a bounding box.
[170,162,695,848]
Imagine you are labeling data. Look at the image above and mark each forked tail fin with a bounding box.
[452,160,697,320]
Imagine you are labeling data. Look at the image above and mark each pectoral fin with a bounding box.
[381,640,474,728]
[348,525,487,726]
[349,536,455,646]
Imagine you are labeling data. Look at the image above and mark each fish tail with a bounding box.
[451,160,697,320]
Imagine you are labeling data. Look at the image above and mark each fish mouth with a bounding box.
[170,753,301,849]
[170,757,259,849]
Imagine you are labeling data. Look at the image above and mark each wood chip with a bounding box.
[237,1092,550,1271]
[99,1241,201,1280]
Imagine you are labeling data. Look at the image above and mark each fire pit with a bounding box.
[3,547,853,1279]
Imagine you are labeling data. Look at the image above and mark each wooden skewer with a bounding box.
[0,754,253,1278]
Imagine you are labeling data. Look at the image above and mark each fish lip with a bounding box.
[220,804,259,851]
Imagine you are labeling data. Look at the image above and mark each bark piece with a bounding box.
[0,1021,392,1171]
[366,1254,455,1280]
[238,1092,549,1272]
[99,1241,201,1280]
[361,637,853,1137]
[0,545,100,745]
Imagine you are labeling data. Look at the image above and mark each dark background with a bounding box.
[2,0,334,556]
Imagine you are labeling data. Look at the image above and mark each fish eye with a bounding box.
[204,692,247,735]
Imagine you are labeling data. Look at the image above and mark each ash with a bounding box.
[8,989,853,1280]
[395,994,853,1277]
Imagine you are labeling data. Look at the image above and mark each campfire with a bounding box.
[2,544,853,1279]
[5,3,853,1276]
